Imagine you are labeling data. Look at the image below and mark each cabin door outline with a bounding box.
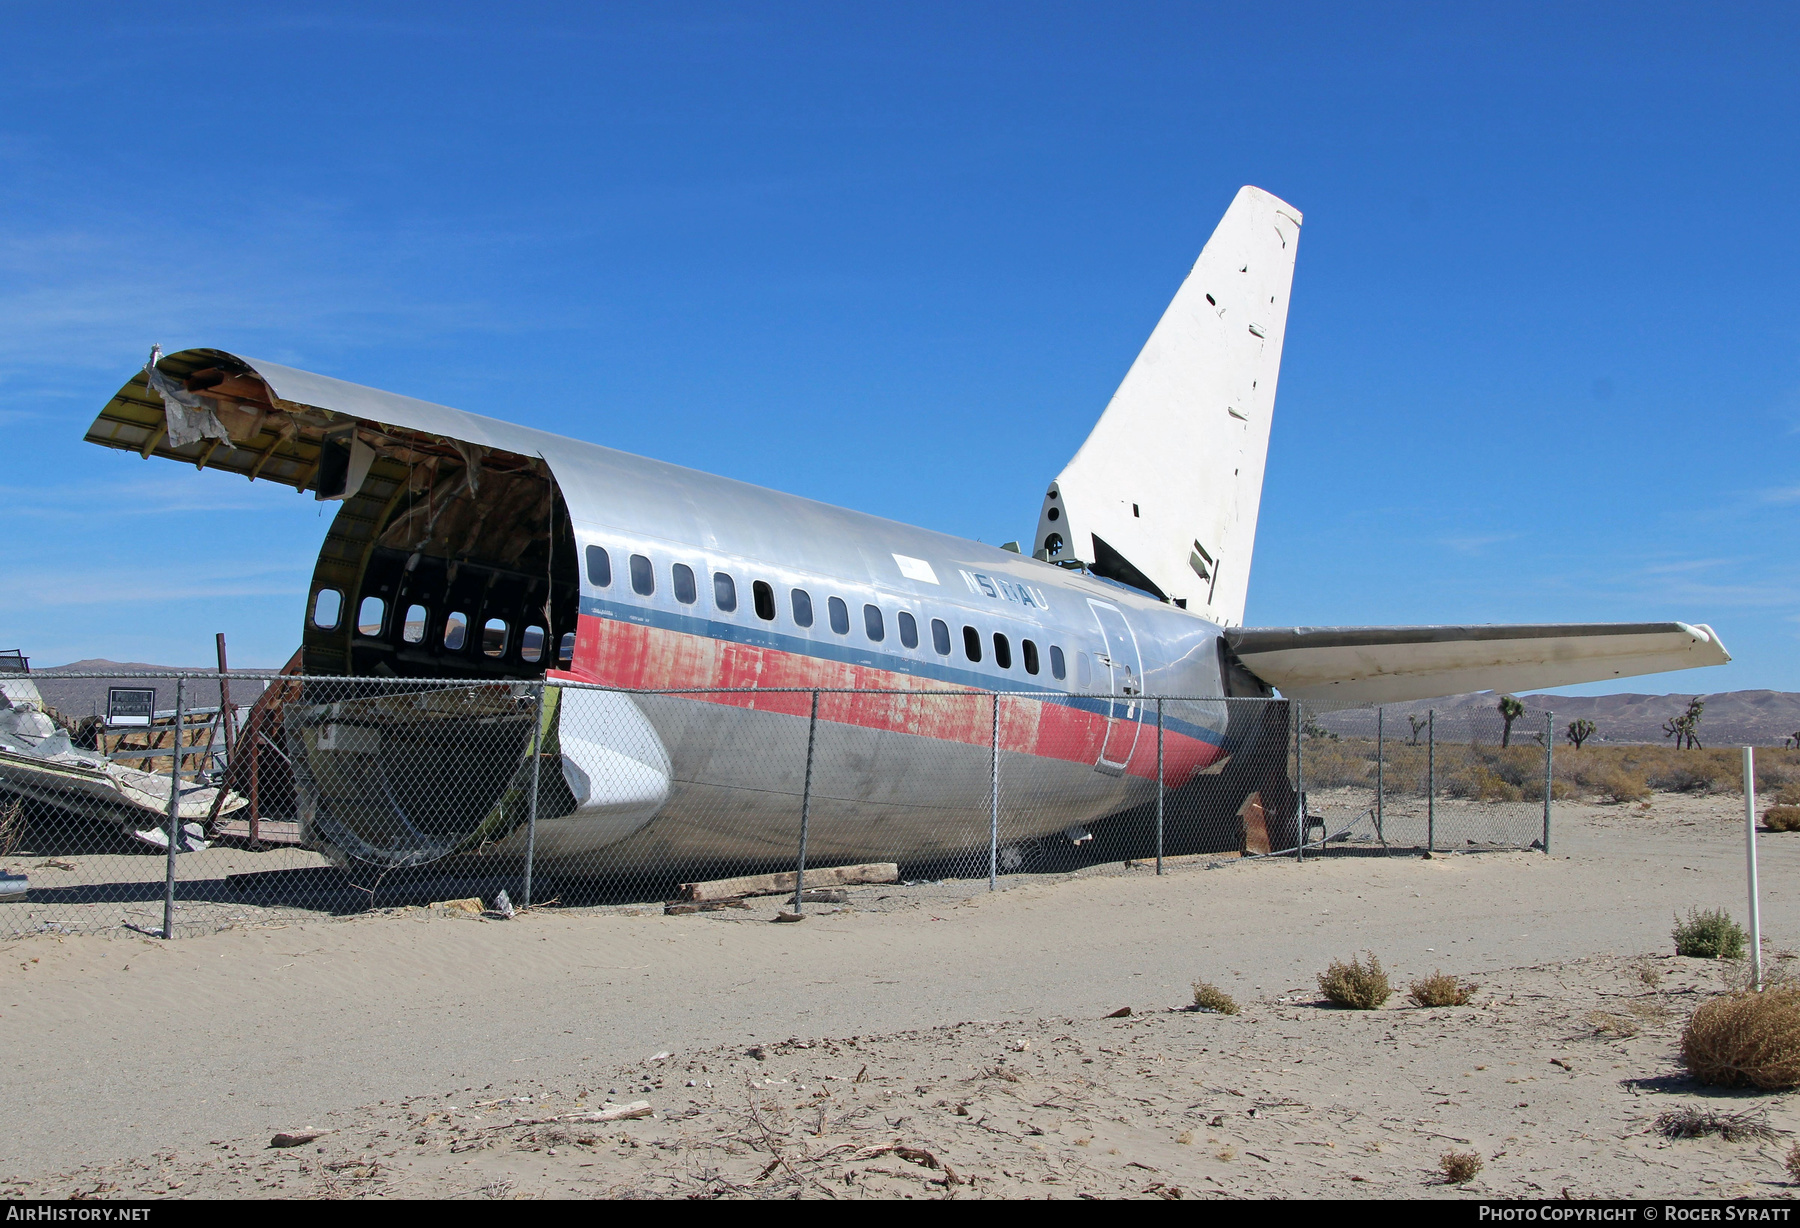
[1086,599,1143,774]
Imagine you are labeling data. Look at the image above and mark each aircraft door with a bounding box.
[1087,599,1143,774]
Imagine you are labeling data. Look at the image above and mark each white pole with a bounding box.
[1745,745,1763,992]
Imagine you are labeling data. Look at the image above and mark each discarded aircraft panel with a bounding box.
[0,677,244,848]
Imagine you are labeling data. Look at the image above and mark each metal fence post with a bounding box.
[1155,697,1165,875]
[1294,698,1304,862]
[1376,705,1385,851]
[1427,708,1435,854]
[1542,709,1554,855]
[793,689,820,913]
[988,692,1000,891]
[1745,745,1763,992]
[522,680,545,909]
[162,676,184,939]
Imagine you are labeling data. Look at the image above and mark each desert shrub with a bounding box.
[1646,747,1741,793]
[1717,957,1797,995]
[1766,806,1800,833]
[1551,745,1800,798]
[1441,765,1522,802]
[1787,1142,1800,1184]
[1654,1105,1779,1142]
[1477,770,1523,802]
[1299,741,1370,788]
[1318,953,1391,1009]
[1489,745,1544,787]
[1681,986,1800,1089]
[1439,1150,1483,1184]
[1376,744,1428,794]
[1409,972,1477,1007]
[1191,981,1240,1015]
[1593,766,1651,804]
[1674,908,1748,960]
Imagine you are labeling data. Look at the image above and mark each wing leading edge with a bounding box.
[1223,622,1730,705]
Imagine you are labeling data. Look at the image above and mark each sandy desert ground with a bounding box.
[3,792,1799,1199]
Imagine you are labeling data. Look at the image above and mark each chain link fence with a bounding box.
[0,669,1554,939]
[1302,699,1556,855]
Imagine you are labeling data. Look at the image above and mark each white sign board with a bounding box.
[106,687,157,728]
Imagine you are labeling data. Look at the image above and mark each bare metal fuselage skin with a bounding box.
[87,351,1249,872]
[498,443,1235,868]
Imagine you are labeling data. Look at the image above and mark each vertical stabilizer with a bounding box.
[1033,186,1301,627]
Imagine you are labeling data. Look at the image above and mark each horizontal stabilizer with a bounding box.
[1224,622,1731,704]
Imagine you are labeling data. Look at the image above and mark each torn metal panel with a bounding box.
[0,682,244,843]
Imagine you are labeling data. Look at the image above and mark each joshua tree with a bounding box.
[1498,695,1526,748]
[1566,718,1596,750]
[1662,698,1706,750]
[1301,717,1340,742]
[1789,731,1800,750]
[1407,714,1430,746]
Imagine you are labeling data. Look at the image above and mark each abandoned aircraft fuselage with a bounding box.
[81,187,1729,872]
[85,349,1252,871]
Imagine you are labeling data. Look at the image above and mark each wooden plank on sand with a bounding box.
[678,862,899,902]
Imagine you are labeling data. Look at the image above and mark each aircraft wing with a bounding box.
[1222,622,1730,704]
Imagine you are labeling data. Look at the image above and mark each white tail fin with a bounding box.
[1032,186,1301,627]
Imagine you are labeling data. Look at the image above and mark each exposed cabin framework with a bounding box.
[85,349,579,681]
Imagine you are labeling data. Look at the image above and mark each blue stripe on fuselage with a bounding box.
[578,594,1225,749]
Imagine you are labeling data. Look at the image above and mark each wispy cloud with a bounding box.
[0,561,310,609]
[0,475,293,519]
[1438,532,1521,555]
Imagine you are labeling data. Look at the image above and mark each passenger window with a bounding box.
[585,544,612,588]
[630,554,654,596]
[311,588,343,630]
[482,618,508,658]
[931,618,951,655]
[356,595,386,636]
[864,604,884,642]
[993,633,1012,669]
[963,625,982,662]
[558,632,575,667]
[713,571,737,612]
[792,588,814,627]
[753,581,776,621]
[1076,651,1092,688]
[828,597,850,635]
[898,611,918,649]
[401,604,428,645]
[1050,645,1066,680]
[1023,639,1039,675]
[672,563,697,604]
[520,625,545,663]
[444,611,469,651]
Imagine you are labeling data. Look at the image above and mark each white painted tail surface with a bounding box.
[1033,186,1302,627]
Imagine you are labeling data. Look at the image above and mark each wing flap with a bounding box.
[1223,622,1730,704]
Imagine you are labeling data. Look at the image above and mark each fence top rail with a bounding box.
[15,670,1296,703]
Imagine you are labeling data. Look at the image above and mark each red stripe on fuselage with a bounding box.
[549,612,1221,786]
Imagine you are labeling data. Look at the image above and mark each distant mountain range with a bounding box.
[1313,690,1800,747]
[24,660,268,720]
[16,659,1798,748]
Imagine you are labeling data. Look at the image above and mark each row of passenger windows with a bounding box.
[311,588,574,666]
[585,545,1070,680]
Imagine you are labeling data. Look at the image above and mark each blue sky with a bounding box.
[1,2,1795,694]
